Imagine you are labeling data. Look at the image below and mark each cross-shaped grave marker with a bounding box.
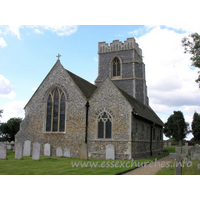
[169,147,188,175]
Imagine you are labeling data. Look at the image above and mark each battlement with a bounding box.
[98,37,142,56]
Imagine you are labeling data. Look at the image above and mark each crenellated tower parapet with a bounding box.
[95,37,148,106]
[98,38,142,57]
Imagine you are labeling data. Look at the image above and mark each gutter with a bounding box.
[85,101,90,144]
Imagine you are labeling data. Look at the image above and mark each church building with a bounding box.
[16,38,164,160]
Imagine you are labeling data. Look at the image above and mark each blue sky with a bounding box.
[1,25,200,141]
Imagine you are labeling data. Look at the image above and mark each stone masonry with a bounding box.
[15,38,163,160]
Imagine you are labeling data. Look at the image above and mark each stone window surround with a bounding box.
[44,87,67,134]
[97,110,113,139]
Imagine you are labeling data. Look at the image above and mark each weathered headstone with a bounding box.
[64,148,70,157]
[170,147,188,175]
[106,144,115,160]
[15,143,23,159]
[56,147,63,157]
[10,141,15,150]
[23,140,31,156]
[184,142,189,155]
[44,143,51,156]
[6,143,12,150]
[168,142,171,147]
[32,142,41,160]
[191,147,200,160]
[80,143,88,160]
[0,143,7,159]
[164,142,167,147]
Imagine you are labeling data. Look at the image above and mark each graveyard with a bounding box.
[0,143,200,175]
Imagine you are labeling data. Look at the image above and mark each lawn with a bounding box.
[0,150,170,175]
[157,147,200,175]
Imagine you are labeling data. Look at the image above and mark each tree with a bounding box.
[192,112,200,143]
[182,32,200,83]
[0,110,3,118]
[0,118,22,142]
[163,111,189,146]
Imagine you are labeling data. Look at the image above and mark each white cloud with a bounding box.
[165,25,200,34]
[32,87,37,92]
[29,25,78,36]
[136,26,200,127]
[7,25,22,39]
[42,25,78,36]
[0,37,7,48]
[34,29,43,34]
[0,100,27,122]
[0,75,16,99]
[94,57,98,62]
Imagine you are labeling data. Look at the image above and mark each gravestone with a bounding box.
[0,143,7,159]
[23,140,31,156]
[15,143,23,159]
[164,142,167,147]
[80,143,88,160]
[64,148,70,157]
[170,147,188,175]
[56,147,63,157]
[44,143,51,156]
[191,147,200,160]
[6,143,12,150]
[10,141,15,150]
[168,142,171,147]
[106,144,115,160]
[183,142,189,155]
[32,142,41,160]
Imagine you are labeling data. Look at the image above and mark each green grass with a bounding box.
[0,150,169,175]
[157,147,200,175]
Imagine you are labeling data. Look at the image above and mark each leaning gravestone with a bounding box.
[23,140,31,156]
[15,143,23,159]
[80,143,88,160]
[32,142,41,160]
[56,147,63,157]
[64,148,70,157]
[44,143,51,156]
[106,144,115,160]
[0,143,7,159]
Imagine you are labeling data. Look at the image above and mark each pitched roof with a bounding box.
[117,87,164,127]
[66,70,97,99]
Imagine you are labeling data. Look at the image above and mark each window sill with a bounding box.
[44,132,66,134]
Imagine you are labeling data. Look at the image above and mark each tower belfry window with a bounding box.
[112,57,121,77]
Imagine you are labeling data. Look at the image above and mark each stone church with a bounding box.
[16,37,164,160]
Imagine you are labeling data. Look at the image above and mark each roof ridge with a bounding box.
[66,69,97,99]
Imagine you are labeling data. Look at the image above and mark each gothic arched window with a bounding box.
[112,57,121,77]
[46,88,66,132]
[98,112,112,139]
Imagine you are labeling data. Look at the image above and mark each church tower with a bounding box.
[95,37,149,106]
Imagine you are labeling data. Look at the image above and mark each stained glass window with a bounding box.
[46,95,52,131]
[106,119,111,138]
[46,88,66,132]
[59,94,65,132]
[98,119,104,138]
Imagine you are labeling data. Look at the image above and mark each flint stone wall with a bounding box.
[15,61,86,158]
